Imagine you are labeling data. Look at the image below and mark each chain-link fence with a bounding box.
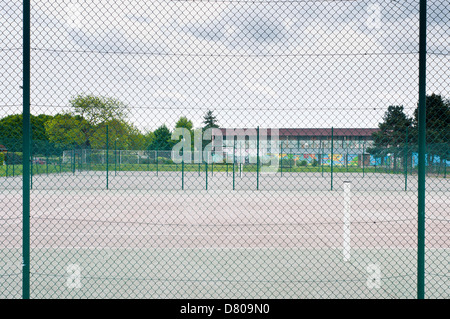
[0,0,448,299]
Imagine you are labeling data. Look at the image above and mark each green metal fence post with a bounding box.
[417,0,427,300]
[362,142,365,178]
[30,152,33,189]
[239,141,242,177]
[5,151,8,177]
[445,159,447,178]
[72,149,75,175]
[346,151,349,173]
[317,151,320,173]
[257,126,260,190]
[79,147,82,172]
[405,126,409,191]
[106,125,109,190]
[182,150,184,190]
[233,137,236,190]
[444,161,447,178]
[290,147,292,173]
[280,140,283,177]
[321,145,324,177]
[331,127,334,191]
[205,161,208,190]
[22,0,31,299]
[115,139,117,176]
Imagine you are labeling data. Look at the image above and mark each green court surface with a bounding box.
[1,247,447,299]
[1,173,448,299]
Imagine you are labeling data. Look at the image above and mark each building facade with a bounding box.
[213,127,379,166]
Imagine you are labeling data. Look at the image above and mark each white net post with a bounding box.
[343,181,352,262]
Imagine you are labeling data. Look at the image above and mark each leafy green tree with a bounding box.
[45,113,88,148]
[127,124,148,150]
[90,119,131,149]
[175,116,194,131]
[143,131,155,149]
[412,93,450,165]
[148,125,173,151]
[0,114,23,150]
[0,113,54,152]
[174,116,194,150]
[70,94,128,126]
[45,95,130,149]
[367,105,412,169]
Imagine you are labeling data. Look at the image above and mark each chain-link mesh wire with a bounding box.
[0,0,448,298]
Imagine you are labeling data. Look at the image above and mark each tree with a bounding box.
[412,93,450,165]
[143,131,155,149]
[70,94,128,126]
[0,114,24,151]
[174,116,194,150]
[0,113,55,152]
[45,113,88,148]
[175,116,194,131]
[90,119,133,149]
[202,110,220,151]
[148,125,173,151]
[127,124,148,150]
[202,110,219,130]
[367,105,412,169]
[54,94,130,148]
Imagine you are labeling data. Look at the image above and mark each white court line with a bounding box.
[343,181,351,262]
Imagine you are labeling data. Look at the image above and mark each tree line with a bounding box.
[1,93,448,165]
[0,94,220,156]
[367,93,450,168]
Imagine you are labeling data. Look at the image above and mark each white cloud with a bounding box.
[245,83,278,98]
[1,0,448,130]
[153,90,187,102]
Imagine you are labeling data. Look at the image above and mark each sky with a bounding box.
[0,0,448,132]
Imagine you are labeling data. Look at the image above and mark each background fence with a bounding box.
[0,0,448,299]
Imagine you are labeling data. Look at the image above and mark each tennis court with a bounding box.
[1,172,448,298]
[2,0,449,300]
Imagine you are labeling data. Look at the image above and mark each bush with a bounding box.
[157,156,173,164]
[281,158,295,167]
[6,152,23,165]
[297,160,308,167]
[311,159,319,167]
[0,153,4,165]
[140,157,156,164]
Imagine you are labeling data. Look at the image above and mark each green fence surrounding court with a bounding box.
[0,0,448,299]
